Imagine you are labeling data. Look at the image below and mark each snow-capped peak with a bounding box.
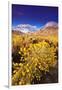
[44,21,58,28]
[12,24,38,33]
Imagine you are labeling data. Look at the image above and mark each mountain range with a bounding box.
[12,21,58,36]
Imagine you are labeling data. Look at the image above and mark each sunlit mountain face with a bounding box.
[12,21,58,33]
[43,21,58,28]
[12,4,58,33]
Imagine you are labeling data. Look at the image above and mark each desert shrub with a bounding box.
[12,40,57,85]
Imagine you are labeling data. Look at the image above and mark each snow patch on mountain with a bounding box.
[44,21,58,28]
[12,24,38,33]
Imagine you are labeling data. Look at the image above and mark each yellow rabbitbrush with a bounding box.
[12,40,57,85]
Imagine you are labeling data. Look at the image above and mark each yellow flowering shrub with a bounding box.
[12,33,58,85]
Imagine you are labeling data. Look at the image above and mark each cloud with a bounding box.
[18,12,24,16]
[12,24,38,33]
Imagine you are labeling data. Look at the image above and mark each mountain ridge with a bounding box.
[12,21,58,36]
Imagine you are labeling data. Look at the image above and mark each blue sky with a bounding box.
[12,4,58,29]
